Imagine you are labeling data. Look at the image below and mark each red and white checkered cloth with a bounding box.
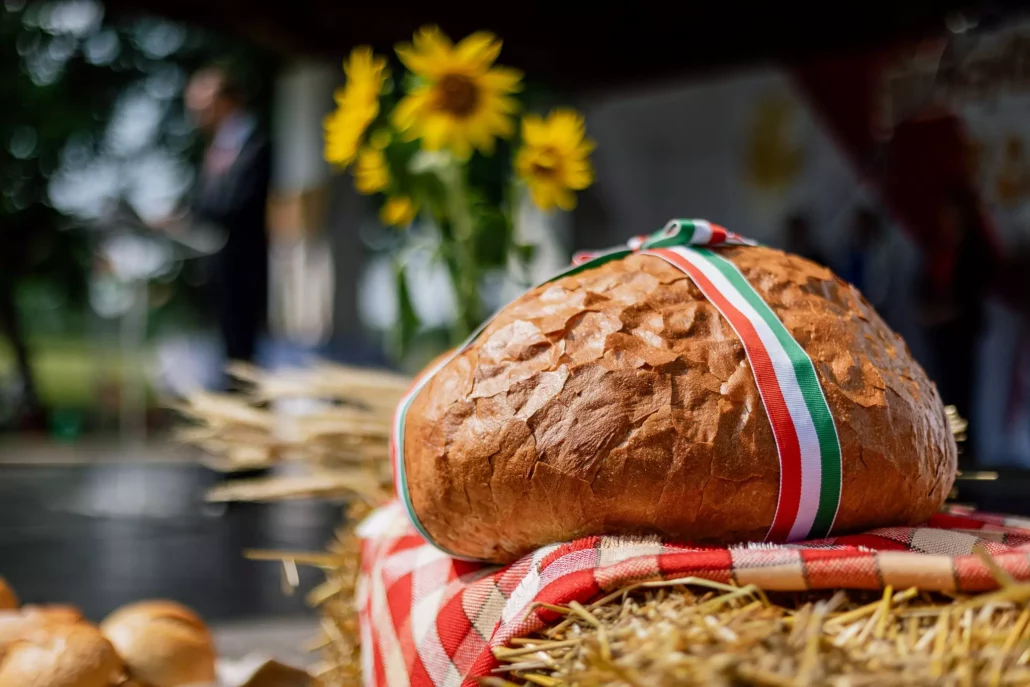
[355,501,1030,687]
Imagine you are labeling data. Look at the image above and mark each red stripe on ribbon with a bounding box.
[707,223,728,245]
[571,251,597,266]
[646,248,803,541]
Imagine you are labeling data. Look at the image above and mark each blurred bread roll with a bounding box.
[0,621,122,687]
[22,604,85,625]
[0,605,85,652]
[0,579,17,610]
[100,600,216,687]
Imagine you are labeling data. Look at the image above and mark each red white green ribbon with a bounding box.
[391,219,841,559]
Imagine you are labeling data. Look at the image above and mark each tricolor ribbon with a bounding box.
[391,219,842,559]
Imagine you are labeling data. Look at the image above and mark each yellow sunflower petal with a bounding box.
[563,159,594,190]
[550,110,586,146]
[343,47,371,78]
[395,45,431,77]
[393,88,432,132]
[454,32,502,71]
[341,47,389,103]
[465,120,497,155]
[380,196,419,227]
[527,181,556,211]
[354,146,390,194]
[554,187,577,211]
[324,108,369,167]
[420,115,451,151]
[493,95,521,115]
[481,66,523,94]
[413,25,452,54]
[397,25,452,77]
[484,111,515,139]
[521,115,547,147]
[448,130,473,160]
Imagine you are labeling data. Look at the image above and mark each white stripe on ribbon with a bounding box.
[659,246,824,541]
[690,219,714,244]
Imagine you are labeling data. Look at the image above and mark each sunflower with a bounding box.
[515,109,595,211]
[380,196,419,227]
[354,146,390,195]
[324,47,389,168]
[393,26,522,159]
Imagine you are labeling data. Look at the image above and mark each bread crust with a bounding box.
[0,622,121,687]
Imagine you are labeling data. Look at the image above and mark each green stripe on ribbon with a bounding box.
[562,249,634,279]
[697,248,841,538]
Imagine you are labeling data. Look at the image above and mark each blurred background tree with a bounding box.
[0,0,275,428]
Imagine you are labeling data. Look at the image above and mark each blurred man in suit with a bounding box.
[183,64,270,374]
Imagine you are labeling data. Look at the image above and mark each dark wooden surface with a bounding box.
[0,460,1026,628]
[0,463,340,624]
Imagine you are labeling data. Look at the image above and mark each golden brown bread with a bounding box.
[0,622,122,687]
[21,605,84,625]
[100,600,216,687]
[0,579,17,611]
[0,605,86,652]
[404,246,957,562]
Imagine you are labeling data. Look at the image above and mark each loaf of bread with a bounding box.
[100,600,216,687]
[403,246,957,562]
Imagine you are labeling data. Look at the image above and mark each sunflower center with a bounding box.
[530,148,561,178]
[437,74,480,117]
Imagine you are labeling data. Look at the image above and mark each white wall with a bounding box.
[272,61,335,193]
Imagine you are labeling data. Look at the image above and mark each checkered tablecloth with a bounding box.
[355,501,1030,687]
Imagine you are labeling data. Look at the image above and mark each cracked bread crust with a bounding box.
[403,246,957,563]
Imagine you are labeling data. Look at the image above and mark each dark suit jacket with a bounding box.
[191,127,271,358]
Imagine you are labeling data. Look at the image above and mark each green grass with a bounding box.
[0,338,152,409]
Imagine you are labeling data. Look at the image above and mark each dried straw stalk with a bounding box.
[176,361,403,503]
[180,365,1008,685]
[487,570,1030,686]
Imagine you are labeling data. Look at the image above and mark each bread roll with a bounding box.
[0,605,85,652]
[22,605,84,625]
[0,579,17,611]
[404,246,957,562]
[0,622,122,687]
[100,600,216,687]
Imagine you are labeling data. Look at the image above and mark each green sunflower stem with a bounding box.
[440,160,482,343]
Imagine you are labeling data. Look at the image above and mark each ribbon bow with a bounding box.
[572,219,754,266]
